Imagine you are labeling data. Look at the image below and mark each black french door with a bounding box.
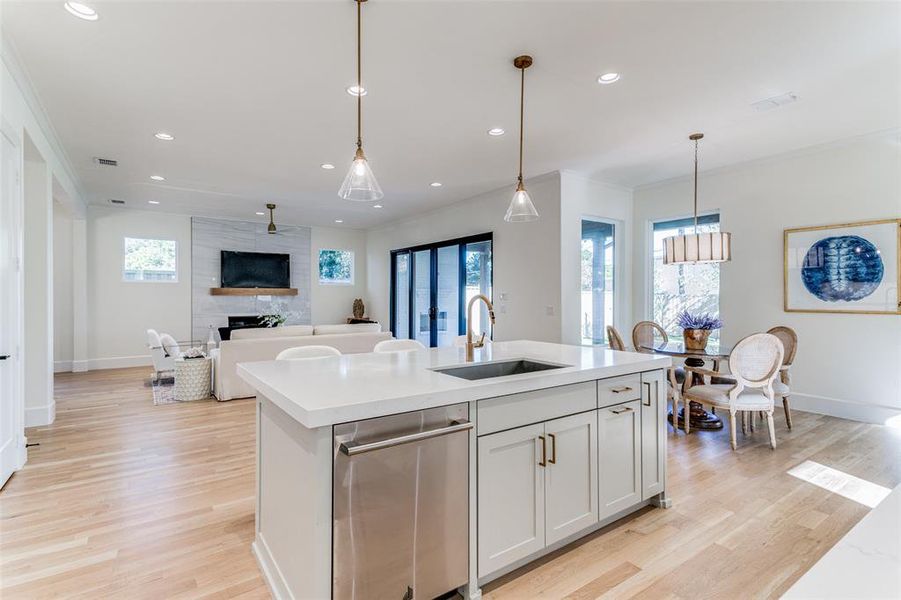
[390,233,492,348]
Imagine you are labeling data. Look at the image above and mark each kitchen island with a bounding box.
[238,340,672,600]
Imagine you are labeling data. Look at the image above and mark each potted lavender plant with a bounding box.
[676,310,722,351]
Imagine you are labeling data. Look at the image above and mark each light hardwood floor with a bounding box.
[1,367,899,599]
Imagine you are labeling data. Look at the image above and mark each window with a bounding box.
[319,249,354,285]
[581,219,615,345]
[123,237,177,282]
[390,233,492,348]
[651,214,721,342]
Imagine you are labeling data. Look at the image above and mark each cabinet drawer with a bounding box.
[597,374,641,408]
[478,382,596,436]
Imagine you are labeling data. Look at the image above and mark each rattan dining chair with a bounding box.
[767,326,798,429]
[606,325,627,351]
[631,321,683,432]
[681,333,784,450]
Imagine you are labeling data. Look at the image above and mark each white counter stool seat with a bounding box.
[682,332,784,450]
[276,345,341,360]
[373,339,426,353]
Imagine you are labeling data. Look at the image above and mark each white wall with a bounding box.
[366,172,563,343]
[311,226,368,325]
[632,132,901,423]
[87,206,193,368]
[559,172,633,345]
[53,202,74,369]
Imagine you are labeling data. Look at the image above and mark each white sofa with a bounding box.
[212,323,392,401]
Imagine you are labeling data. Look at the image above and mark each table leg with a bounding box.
[667,357,724,431]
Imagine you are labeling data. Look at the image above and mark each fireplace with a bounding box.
[218,315,270,341]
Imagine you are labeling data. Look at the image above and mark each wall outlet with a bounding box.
[546,305,555,316]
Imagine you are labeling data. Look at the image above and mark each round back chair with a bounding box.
[632,321,668,353]
[276,345,342,360]
[728,333,784,390]
[766,326,798,366]
[373,339,427,353]
[606,326,626,351]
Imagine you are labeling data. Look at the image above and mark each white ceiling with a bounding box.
[4,1,900,229]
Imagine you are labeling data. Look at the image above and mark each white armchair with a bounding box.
[147,329,179,381]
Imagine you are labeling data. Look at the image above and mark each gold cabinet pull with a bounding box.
[611,406,633,415]
[611,386,633,393]
[538,435,547,467]
[643,381,652,406]
[548,433,556,464]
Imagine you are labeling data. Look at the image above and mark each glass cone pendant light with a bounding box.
[504,55,539,222]
[339,0,383,202]
[662,133,732,264]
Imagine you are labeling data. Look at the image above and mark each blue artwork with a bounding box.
[801,235,884,302]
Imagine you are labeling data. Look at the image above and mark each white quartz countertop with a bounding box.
[237,340,671,428]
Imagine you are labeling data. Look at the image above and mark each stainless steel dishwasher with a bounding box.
[333,403,470,600]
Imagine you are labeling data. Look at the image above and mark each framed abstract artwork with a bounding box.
[784,219,900,314]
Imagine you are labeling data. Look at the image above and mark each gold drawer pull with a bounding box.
[611,406,633,414]
[538,435,547,467]
[611,386,633,393]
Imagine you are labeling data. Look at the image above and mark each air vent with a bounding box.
[93,157,118,167]
[109,199,126,205]
[751,92,799,112]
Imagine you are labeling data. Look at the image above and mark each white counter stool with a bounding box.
[374,339,426,353]
[276,346,341,360]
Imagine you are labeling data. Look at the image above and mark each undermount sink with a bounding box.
[432,359,568,381]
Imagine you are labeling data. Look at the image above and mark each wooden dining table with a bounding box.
[639,341,731,431]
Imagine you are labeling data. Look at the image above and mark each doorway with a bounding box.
[390,233,492,348]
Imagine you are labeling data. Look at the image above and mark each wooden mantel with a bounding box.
[210,287,298,296]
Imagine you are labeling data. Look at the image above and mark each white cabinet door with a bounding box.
[478,423,546,577]
[641,370,667,500]
[544,411,598,545]
[598,400,642,520]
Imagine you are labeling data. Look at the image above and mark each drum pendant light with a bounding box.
[662,133,732,264]
[338,0,383,202]
[504,55,539,222]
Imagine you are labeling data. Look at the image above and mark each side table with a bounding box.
[174,357,212,402]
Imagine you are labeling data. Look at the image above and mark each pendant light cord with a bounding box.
[356,0,362,150]
[518,65,525,183]
[693,137,699,233]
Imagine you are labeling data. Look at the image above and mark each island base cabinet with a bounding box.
[598,400,642,520]
[478,424,546,577]
[641,370,667,500]
[545,411,599,545]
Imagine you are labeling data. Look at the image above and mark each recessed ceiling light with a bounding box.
[373,204,383,209]
[64,2,98,21]
[321,163,335,170]
[430,182,442,187]
[154,132,174,141]
[487,128,505,136]
[148,200,160,205]
[334,219,344,223]
[597,72,621,85]
[346,85,367,97]
[149,175,165,181]
[255,211,265,216]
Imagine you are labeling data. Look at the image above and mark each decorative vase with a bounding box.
[353,298,365,319]
[683,328,711,351]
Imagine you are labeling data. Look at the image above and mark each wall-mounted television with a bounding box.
[220,251,290,288]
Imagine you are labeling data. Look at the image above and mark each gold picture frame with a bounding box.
[783,218,901,315]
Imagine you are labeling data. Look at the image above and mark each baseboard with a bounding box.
[252,534,291,600]
[86,355,152,371]
[791,392,901,425]
[54,360,72,373]
[25,402,55,427]
[72,360,88,373]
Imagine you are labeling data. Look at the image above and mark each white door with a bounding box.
[641,370,666,500]
[598,400,641,520]
[477,423,545,577]
[544,411,598,545]
[0,128,24,489]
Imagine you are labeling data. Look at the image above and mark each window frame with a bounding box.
[318,248,356,286]
[122,236,179,283]
[647,212,722,336]
[580,216,619,347]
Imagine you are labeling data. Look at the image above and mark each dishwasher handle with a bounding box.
[339,419,473,456]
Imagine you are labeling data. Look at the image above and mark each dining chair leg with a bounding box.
[683,397,691,434]
[766,411,777,449]
[749,410,755,432]
[728,410,738,451]
[741,411,747,435]
[782,397,793,430]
